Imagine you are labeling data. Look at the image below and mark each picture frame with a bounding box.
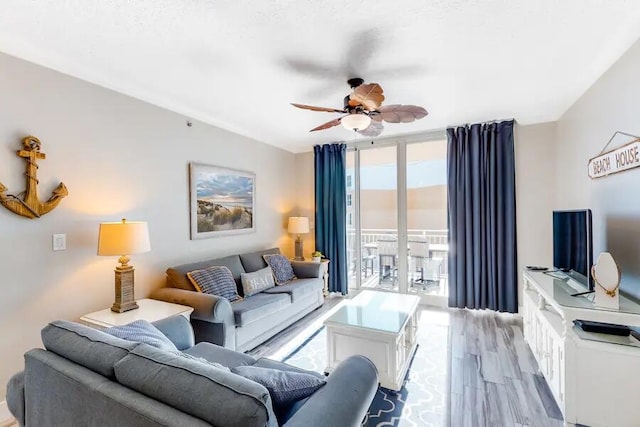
[189,163,255,239]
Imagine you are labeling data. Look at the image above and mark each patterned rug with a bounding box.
[279,310,450,427]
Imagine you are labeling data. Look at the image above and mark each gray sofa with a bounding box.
[151,248,325,352]
[6,315,379,427]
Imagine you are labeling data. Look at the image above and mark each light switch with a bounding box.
[53,234,66,251]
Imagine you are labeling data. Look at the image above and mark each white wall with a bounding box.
[0,52,298,400]
[294,150,316,258]
[515,122,557,303]
[556,38,640,300]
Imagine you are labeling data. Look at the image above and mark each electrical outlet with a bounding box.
[53,234,66,251]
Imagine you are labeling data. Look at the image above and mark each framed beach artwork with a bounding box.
[189,163,255,239]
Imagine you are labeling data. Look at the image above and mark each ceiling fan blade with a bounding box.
[367,64,428,80]
[345,29,380,77]
[378,104,428,123]
[282,58,336,79]
[291,103,345,113]
[358,121,384,137]
[310,117,343,132]
[350,83,385,111]
[370,111,383,122]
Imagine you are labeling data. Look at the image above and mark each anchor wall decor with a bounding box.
[0,136,68,219]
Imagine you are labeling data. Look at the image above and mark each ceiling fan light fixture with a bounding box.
[341,113,371,131]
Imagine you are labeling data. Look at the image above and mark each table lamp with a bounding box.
[97,218,151,313]
[288,216,309,261]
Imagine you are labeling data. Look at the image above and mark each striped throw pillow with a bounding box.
[187,266,242,302]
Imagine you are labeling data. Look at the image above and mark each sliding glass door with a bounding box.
[406,140,448,303]
[347,135,448,305]
[346,146,399,291]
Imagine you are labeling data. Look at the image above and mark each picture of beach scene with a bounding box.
[190,164,255,239]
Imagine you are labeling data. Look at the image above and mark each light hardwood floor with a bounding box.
[449,309,563,427]
[250,298,564,427]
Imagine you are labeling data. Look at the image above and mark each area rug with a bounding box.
[279,310,450,427]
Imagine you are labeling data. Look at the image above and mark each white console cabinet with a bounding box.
[523,271,640,427]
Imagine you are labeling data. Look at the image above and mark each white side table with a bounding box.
[80,298,193,330]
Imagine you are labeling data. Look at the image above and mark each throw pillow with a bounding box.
[105,320,178,352]
[231,365,326,407]
[187,265,242,302]
[241,266,276,297]
[263,254,297,285]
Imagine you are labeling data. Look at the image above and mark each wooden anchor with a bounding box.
[0,136,68,219]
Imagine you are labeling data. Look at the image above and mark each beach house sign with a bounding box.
[588,138,640,179]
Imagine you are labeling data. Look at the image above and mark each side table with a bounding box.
[80,298,193,330]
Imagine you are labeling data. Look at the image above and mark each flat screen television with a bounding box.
[553,209,594,290]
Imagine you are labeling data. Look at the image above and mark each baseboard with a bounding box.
[0,401,14,427]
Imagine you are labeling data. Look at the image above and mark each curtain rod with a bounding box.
[343,118,518,151]
[345,128,447,151]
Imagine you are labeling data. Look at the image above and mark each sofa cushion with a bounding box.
[166,254,246,292]
[114,343,277,427]
[188,265,242,302]
[262,278,323,302]
[240,248,281,273]
[231,365,326,407]
[253,358,326,379]
[6,371,24,427]
[152,315,195,351]
[264,254,296,285]
[41,320,138,379]
[184,342,258,368]
[178,352,231,371]
[232,293,291,327]
[105,320,178,352]
[241,266,276,297]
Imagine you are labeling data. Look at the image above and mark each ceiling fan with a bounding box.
[291,78,428,137]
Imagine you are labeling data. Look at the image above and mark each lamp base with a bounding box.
[111,265,139,313]
[111,300,139,313]
[294,237,305,261]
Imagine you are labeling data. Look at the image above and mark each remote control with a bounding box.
[526,266,548,271]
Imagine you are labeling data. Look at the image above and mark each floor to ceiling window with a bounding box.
[347,134,448,305]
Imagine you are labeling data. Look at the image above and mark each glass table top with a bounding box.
[324,290,420,334]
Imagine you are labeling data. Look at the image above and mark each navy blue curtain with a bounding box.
[447,120,517,313]
[314,143,348,294]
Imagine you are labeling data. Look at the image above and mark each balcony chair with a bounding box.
[409,237,443,290]
[377,238,398,284]
[409,238,429,284]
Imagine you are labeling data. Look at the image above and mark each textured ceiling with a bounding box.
[1,1,640,152]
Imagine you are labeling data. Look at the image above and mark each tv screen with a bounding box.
[553,209,593,290]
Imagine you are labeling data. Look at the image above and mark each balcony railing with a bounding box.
[346,228,449,278]
[348,228,448,246]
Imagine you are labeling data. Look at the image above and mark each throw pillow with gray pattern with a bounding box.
[241,266,276,297]
[231,365,326,406]
[263,254,297,285]
[105,320,178,352]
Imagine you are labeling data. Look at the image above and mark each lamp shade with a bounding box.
[288,216,310,234]
[341,113,371,131]
[97,219,151,256]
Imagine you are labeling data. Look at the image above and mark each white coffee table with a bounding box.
[324,290,420,391]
